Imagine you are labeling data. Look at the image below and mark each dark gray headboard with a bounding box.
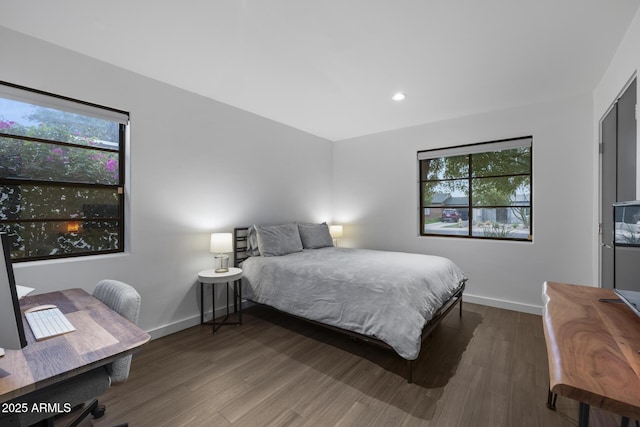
[233,227,250,267]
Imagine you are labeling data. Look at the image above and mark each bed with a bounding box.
[233,223,467,382]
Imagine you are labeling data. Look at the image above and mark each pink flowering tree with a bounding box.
[0,109,121,260]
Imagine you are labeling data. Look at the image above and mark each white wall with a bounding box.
[0,27,333,337]
[333,94,595,314]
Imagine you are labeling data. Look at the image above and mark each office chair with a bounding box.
[13,280,141,427]
[92,279,141,386]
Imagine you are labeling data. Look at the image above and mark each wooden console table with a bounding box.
[542,281,640,426]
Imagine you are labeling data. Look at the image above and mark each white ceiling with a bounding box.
[1,1,639,141]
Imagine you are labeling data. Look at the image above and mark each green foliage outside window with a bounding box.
[419,138,532,240]
[0,96,125,261]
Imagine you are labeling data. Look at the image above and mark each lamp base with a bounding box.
[214,254,229,273]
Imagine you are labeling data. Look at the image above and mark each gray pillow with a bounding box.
[298,222,333,249]
[256,223,303,257]
[246,225,260,256]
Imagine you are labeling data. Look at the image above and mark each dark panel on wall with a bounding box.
[615,246,640,291]
[601,105,617,289]
[617,78,637,201]
[609,78,638,291]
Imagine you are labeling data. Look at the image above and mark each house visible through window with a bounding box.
[418,136,532,241]
[0,82,128,261]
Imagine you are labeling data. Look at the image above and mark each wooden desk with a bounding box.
[542,281,640,425]
[0,288,150,403]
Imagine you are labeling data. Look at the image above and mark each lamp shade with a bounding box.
[210,232,233,253]
[329,225,343,238]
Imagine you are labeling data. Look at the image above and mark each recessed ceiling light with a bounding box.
[392,92,406,101]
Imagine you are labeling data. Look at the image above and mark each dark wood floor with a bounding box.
[68,302,623,426]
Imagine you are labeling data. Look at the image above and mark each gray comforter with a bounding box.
[240,247,467,360]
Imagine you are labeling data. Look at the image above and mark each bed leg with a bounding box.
[459,295,463,317]
[407,360,413,384]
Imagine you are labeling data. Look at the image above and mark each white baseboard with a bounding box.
[146,301,253,340]
[147,316,201,340]
[463,293,543,315]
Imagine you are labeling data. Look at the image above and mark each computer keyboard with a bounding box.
[25,307,76,341]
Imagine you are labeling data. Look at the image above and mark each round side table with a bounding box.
[198,267,243,334]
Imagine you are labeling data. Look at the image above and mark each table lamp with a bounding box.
[329,225,343,247]
[210,232,232,273]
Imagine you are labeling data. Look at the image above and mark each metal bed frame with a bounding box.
[233,226,466,383]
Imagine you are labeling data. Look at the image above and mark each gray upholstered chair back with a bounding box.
[93,279,142,384]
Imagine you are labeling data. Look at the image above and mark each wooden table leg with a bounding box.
[578,402,590,427]
[547,388,557,410]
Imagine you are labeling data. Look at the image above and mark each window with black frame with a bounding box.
[0,82,128,261]
[418,136,532,241]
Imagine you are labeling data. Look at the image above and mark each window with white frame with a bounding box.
[0,82,128,261]
[418,136,532,241]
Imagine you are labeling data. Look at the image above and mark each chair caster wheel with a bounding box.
[91,404,106,419]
